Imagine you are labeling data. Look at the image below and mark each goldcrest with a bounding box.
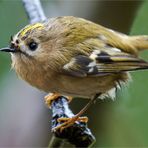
[1,16,148,130]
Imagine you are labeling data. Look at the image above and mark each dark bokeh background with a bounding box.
[0,0,148,147]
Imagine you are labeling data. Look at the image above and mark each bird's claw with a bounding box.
[44,93,61,108]
[52,116,88,132]
[44,93,73,108]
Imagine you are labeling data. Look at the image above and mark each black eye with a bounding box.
[28,42,38,51]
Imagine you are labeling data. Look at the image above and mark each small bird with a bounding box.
[1,16,148,131]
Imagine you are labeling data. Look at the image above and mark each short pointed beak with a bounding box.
[0,47,16,53]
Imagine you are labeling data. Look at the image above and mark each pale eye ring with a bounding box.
[28,41,38,51]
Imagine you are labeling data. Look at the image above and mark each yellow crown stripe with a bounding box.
[19,23,44,37]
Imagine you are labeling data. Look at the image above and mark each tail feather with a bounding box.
[97,62,148,73]
[94,52,148,73]
[105,28,148,55]
[129,35,148,51]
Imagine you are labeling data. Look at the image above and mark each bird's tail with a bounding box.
[96,59,148,73]
[129,35,148,52]
[90,49,148,74]
[105,29,148,55]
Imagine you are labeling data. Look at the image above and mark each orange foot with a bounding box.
[44,93,73,108]
[52,116,88,132]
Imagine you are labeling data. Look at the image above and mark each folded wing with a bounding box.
[62,47,148,77]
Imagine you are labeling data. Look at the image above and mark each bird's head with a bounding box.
[0,22,56,67]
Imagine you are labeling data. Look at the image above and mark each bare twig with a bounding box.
[22,0,46,24]
[21,0,95,147]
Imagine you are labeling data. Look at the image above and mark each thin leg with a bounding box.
[52,93,101,132]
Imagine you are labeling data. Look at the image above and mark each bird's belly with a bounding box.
[16,63,129,98]
[47,73,129,98]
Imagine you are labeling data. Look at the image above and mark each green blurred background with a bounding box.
[0,0,148,147]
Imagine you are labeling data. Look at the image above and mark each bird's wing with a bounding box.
[62,47,148,77]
